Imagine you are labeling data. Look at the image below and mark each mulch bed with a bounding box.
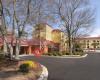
[0,59,42,80]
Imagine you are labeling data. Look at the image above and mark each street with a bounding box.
[21,53,100,80]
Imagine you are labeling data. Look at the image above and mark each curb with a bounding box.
[19,54,88,59]
[37,65,48,80]
[19,55,48,80]
[42,54,88,58]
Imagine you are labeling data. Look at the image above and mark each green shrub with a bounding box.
[73,52,79,55]
[73,52,84,55]
[58,53,62,56]
[52,51,60,56]
[53,52,57,56]
[75,48,83,52]
[0,54,5,61]
[66,52,70,55]
[46,51,66,56]
[19,63,30,73]
[74,42,83,53]
[61,51,67,55]
[47,53,52,56]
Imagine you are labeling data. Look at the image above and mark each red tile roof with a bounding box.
[35,23,53,29]
[77,37,100,40]
[28,39,55,46]
[0,36,56,47]
[52,29,61,32]
[0,36,29,46]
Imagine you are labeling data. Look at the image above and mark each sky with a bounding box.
[90,0,100,37]
[52,0,100,37]
[3,0,100,38]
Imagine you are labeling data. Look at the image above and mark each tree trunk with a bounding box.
[3,39,7,55]
[3,37,14,60]
[68,34,73,55]
[15,39,20,59]
[72,37,75,53]
[8,44,13,60]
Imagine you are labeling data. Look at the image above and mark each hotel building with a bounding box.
[76,37,100,50]
[32,23,67,53]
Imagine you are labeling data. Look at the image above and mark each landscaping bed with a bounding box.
[43,51,85,56]
[0,57,42,80]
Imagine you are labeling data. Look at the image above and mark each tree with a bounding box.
[0,0,46,59]
[0,0,9,57]
[48,0,95,54]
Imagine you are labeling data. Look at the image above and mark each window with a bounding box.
[93,40,96,42]
[87,46,89,48]
[87,40,89,42]
[87,43,89,45]
[97,41,99,44]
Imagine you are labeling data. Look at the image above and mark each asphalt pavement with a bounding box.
[21,53,100,80]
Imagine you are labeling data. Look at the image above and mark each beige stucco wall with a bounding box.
[33,23,67,52]
[45,25,53,41]
[52,31,61,43]
[60,32,67,51]
[79,38,100,49]
[33,24,46,39]
[33,24,53,41]
[52,30,67,51]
